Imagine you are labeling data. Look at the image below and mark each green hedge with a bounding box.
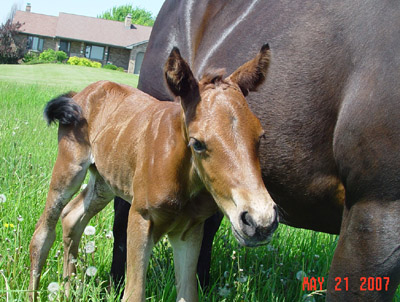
[103,64,117,70]
[103,64,125,72]
[67,56,102,68]
[39,49,57,62]
[23,49,68,64]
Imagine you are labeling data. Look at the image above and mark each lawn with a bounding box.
[0,64,397,301]
[0,64,138,90]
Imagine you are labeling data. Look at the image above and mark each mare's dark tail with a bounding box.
[44,92,83,126]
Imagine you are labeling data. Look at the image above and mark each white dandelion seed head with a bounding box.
[105,230,113,239]
[84,241,95,254]
[86,266,97,277]
[296,270,307,281]
[218,285,231,297]
[237,275,248,283]
[0,194,6,203]
[84,225,96,236]
[17,215,23,222]
[47,282,60,293]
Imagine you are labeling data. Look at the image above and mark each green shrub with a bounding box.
[103,64,117,70]
[23,49,68,64]
[22,51,40,63]
[77,58,92,67]
[67,56,80,65]
[117,67,125,72]
[92,61,102,68]
[55,51,68,62]
[67,56,101,68]
[39,49,57,63]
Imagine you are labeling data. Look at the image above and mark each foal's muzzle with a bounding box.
[234,206,279,247]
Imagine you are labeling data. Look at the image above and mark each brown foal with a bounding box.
[28,45,278,302]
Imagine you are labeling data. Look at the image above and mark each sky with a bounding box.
[1,0,165,25]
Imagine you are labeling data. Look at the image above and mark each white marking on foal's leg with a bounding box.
[169,223,204,302]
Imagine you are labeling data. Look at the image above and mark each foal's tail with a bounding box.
[44,92,83,126]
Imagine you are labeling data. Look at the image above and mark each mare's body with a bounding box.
[113,0,400,301]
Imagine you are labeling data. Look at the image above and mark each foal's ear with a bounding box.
[227,44,271,96]
[164,47,199,110]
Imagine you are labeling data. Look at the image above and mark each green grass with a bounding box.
[0,64,397,301]
[0,64,138,90]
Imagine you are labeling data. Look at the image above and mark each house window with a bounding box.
[85,45,104,60]
[59,40,70,55]
[27,36,44,51]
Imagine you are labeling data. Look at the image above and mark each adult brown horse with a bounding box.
[28,46,277,301]
[111,0,400,301]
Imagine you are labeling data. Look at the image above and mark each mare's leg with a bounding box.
[327,201,400,301]
[169,223,204,302]
[329,88,400,301]
[29,126,91,301]
[197,212,223,289]
[123,210,154,302]
[60,167,114,293]
[111,197,130,293]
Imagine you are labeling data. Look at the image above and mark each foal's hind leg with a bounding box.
[29,127,91,301]
[61,167,114,294]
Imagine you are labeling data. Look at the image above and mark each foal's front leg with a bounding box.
[169,222,204,302]
[123,210,154,302]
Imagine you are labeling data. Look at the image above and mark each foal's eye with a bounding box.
[189,138,206,153]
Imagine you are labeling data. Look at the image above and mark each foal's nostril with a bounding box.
[240,211,257,237]
[239,209,279,241]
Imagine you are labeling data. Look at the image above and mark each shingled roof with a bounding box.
[13,10,152,49]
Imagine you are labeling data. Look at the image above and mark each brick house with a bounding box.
[13,4,152,74]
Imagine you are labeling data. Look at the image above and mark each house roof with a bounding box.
[13,10,152,48]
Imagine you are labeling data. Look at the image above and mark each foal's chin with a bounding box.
[231,225,276,247]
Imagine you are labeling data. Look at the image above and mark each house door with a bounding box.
[134,52,144,74]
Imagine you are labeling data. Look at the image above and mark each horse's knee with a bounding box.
[327,200,400,301]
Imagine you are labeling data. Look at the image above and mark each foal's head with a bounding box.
[164,45,278,246]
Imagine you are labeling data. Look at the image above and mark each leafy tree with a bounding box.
[98,5,155,26]
[0,20,26,64]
